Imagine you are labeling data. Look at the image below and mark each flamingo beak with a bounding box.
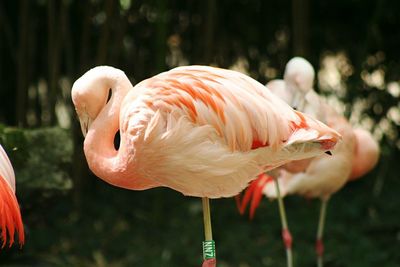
[79,113,92,138]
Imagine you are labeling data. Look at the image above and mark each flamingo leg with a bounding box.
[316,198,329,267]
[202,197,213,241]
[202,197,216,267]
[274,178,293,267]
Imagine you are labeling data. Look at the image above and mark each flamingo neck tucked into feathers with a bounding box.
[83,80,143,189]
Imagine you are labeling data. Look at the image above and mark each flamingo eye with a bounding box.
[114,130,120,150]
[106,88,112,104]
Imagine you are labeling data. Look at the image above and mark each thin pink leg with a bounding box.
[282,228,293,250]
[316,198,329,267]
[274,178,293,267]
[202,258,216,267]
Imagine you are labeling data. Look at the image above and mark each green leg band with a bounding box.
[202,240,216,259]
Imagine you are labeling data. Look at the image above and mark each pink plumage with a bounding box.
[349,128,380,180]
[238,57,380,267]
[260,89,380,201]
[71,65,341,198]
[262,101,357,200]
[0,145,24,248]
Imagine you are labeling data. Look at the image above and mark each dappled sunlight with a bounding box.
[259,60,279,81]
[361,68,385,90]
[119,0,132,11]
[318,52,353,97]
[387,81,400,98]
[56,78,73,129]
[23,78,72,129]
[167,34,189,68]
[349,98,369,127]
[317,51,400,148]
[229,56,250,75]
[376,117,398,142]
[387,105,400,126]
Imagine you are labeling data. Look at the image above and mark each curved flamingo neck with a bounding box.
[83,75,132,183]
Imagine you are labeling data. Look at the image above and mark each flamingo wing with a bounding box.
[127,66,305,151]
[117,66,340,198]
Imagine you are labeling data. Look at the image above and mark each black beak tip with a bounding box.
[325,151,332,156]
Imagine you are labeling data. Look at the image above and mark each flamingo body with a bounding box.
[280,57,315,110]
[0,145,24,248]
[239,57,379,267]
[261,88,379,199]
[349,129,380,180]
[262,103,355,200]
[72,65,340,198]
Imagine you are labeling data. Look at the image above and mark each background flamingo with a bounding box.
[267,57,316,111]
[239,58,380,267]
[238,100,354,267]
[0,144,24,248]
[349,128,380,181]
[244,126,379,267]
[237,57,319,267]
[71,65,341,266]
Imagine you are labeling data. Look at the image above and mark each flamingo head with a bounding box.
[71,66,131,137]
[283,57,315,110]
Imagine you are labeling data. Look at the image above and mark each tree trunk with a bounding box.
[292,0,310,57]
[16,0,29,127]
[96,0,114,65]
[47,0,62,126]
[79,1,92,72]
[154,0,168,72]
[73,1,95,209]
[203,0,216,64]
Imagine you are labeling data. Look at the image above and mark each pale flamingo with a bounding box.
[0,144,24,248]
[266,58,378,266]
[71,65,341,266]
[270,57,316,111]
[239,88,379,267]
[236,57,318,267]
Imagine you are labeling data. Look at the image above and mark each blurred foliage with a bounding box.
[0,125,73,191]
[0,0,399,266]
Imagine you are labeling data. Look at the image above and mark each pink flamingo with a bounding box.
[71,65,341,266]
[268,57,316,111]
[349,128,380,181]
[236,57,319,267]
[238,57,379,267]
[0,144,24,248]
[241,125,379,267]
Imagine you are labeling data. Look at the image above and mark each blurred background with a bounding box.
[0,0,399,266]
